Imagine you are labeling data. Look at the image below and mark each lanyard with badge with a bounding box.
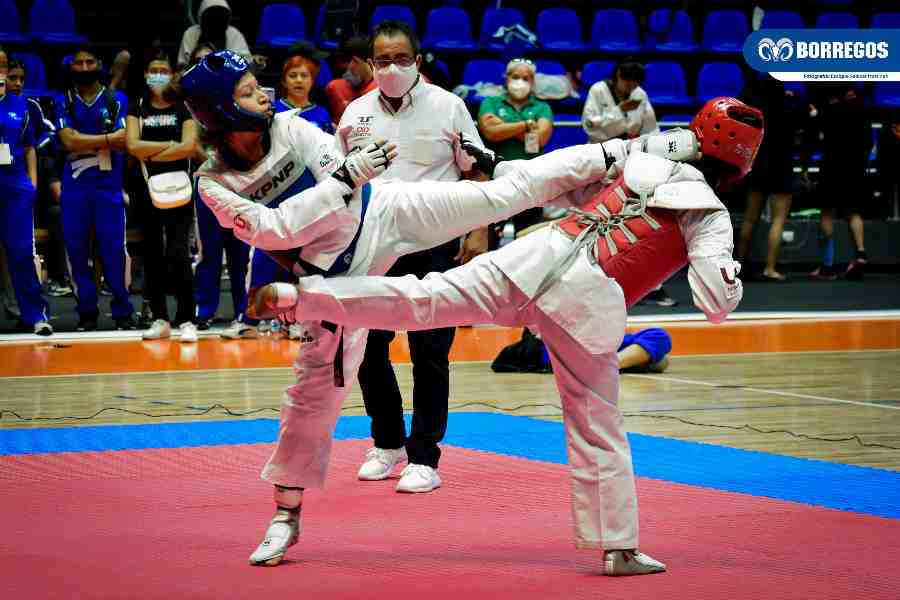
[0,78,12,165]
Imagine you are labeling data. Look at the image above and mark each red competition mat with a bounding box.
[1,439,897,599]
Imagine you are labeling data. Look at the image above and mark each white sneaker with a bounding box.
[395,463,441,493]
[142,319,171,340]
[603,550,667,576]
[248,507,301,566]
[34,321,53,336]
[357,447,407,481]
[288,323,302,340]
[178,321,198,343]
[220,320,258,339]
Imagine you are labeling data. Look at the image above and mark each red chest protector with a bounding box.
[556,173,688,308]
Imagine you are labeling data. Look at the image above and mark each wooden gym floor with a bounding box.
[1,315,898,471]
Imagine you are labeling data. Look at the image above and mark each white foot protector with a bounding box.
[249,507,301,566]
[603,550,667,576]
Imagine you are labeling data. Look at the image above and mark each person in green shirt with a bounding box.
[478,58,554,231]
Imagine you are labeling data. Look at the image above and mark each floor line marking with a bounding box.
[625,373,900,411]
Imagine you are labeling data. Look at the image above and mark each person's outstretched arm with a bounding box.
[680,208,743,323]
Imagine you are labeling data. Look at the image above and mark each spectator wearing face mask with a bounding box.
[336,19,489,494]
[323,35,376,125]
[274,46,333,134]
[0,48,53,335]
[177,0,251,69]
[57,45,135,331]
[126,49,198,343]
[478,58,553,232]
[582,61,658,143]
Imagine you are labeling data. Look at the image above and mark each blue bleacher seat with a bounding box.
[256,3,306,48]
[422,7,477,51]
[544,114,587,154]
[536,8,585,52]
[313,5,336,50]
[590,10,641,53]
[874,83,900,108]
[370,4,417,32]
[0,0,28,44]
[461,59,505,103]
[480,8,525,50]
[646,10,698,53]
[643,61,692,106]
[11,53,49,97]
[27,0,85,44]
[760,10,804,29]
[815,12,859,29]
[696,62,745,102]
[581,61,615,91]
[872,13,900,29]
[702,10,749,54]
[535,60,565,76]
[463,59,505,86]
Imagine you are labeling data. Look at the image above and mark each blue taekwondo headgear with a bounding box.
[180,50,271,133]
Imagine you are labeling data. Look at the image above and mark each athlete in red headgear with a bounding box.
[211,88,762,574]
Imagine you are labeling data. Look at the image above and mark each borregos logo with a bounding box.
[744,29,900,81]
[758,37,794,62]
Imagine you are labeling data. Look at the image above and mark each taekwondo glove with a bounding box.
[459,132,503,178]
[332,140,399,191]
[629,128,700,162]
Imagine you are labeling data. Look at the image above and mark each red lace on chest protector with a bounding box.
[556,173,689,308]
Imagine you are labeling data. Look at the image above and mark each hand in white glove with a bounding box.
[629,128,700,162]
[332,140,399,190]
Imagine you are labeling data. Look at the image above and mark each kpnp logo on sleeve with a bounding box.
[744,29,900,81]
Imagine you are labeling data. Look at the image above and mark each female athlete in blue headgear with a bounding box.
[180,49,694,574]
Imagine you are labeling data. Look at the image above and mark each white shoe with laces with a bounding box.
[248,507,301,566]
[178,321,198,343]
[395,463,441,493]
[142,319,171,340]
[220,321,258,339]
[357,447,407,481]
[603,550,667,576]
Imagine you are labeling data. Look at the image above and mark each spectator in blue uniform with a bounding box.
[0,56,52,335]
[273,46,333,134]
[57,45,135,331]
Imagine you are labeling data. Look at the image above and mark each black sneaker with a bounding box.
[844,258,867,281]
[641,288,678,307]
[137,302,155,329]
[47,280,73,297]
[76,315,99,331]
[114,315,138,330]
[195,319,212,331]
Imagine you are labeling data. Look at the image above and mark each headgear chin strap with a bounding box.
[181,50,272,133]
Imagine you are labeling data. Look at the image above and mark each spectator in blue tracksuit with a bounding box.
[0,59,52,335]
[188,43,252,331]
[57,46,135,331]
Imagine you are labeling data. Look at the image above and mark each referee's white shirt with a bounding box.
[337,77,484,183]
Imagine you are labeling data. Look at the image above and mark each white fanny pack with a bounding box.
[139,101,192,209]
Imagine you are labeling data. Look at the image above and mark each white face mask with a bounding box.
[146,73,172,90]
[374,63,418,99]
[507,79,531,100]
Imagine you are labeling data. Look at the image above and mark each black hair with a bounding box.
[370,19,420,57]
[71,43,101,64]
[144,48,172,72]
[339,34,371,61]
[189,43,217,67]
[7,58,24,73]
[614,61,645,84]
